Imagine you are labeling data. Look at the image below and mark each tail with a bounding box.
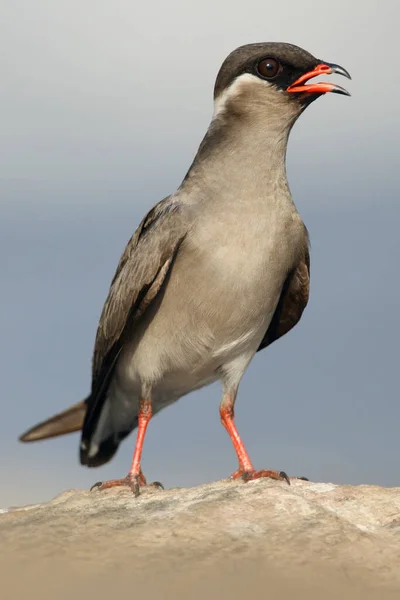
[19,398,89,442]
[80,388,138,468]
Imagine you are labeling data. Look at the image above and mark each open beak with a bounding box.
[287,62,351,96]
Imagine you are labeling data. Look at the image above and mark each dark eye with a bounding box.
[257,58,281,79]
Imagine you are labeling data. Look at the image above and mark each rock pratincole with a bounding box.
[20,43,351,495]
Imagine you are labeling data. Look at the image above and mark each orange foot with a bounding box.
[230,468,291,485]
[90,471,164,497]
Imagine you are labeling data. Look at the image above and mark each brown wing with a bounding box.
[81,197,188,449]
[258,247,310,352]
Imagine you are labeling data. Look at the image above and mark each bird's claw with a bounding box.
[90,474,164,497]
[149,481,164,490]
[230,468,291,485]
[278,470,291,485]
[90,481,104,491]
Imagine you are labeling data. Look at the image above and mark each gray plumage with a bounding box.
[20,42,350,484]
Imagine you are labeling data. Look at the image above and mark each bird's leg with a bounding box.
[91,398,163,496]
[220,391,290,485]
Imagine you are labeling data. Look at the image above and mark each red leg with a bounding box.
[220,396,290,485]
[91,399,163,496]
[128,398,152,479]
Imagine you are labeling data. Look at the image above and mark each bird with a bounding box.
[19,42,351,496]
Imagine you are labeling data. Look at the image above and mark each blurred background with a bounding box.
[1,0,398,508]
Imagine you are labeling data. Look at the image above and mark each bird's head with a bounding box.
[213,42,351,123]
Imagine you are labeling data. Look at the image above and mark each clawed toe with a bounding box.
[231,468,291,485]
[90,481,105,491]
[90,475,141,496]
[149,481,164,490]
[90,473,164,497]
[278,470,291,485]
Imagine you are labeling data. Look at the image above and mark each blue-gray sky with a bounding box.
[1,0,399,507]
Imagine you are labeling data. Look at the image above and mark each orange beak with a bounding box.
[287,62,351,96]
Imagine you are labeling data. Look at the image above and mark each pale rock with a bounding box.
[1,478,399,599]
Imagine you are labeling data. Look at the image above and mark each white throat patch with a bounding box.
[213,73,269,119]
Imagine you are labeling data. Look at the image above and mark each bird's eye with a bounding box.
[257,58,281,79]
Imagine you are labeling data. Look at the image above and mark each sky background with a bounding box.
[1,0,398,508]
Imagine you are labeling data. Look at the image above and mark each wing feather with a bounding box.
[81,197,188,448]
[258,246,310,351]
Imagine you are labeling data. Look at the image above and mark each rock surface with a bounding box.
[1,478,400,599]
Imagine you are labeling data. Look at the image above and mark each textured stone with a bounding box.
[1,478,400,599]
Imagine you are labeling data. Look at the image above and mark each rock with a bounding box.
[1,478,400,599]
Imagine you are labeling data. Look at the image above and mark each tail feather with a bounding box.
[80,388,139,467]
[19,399,88,442]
